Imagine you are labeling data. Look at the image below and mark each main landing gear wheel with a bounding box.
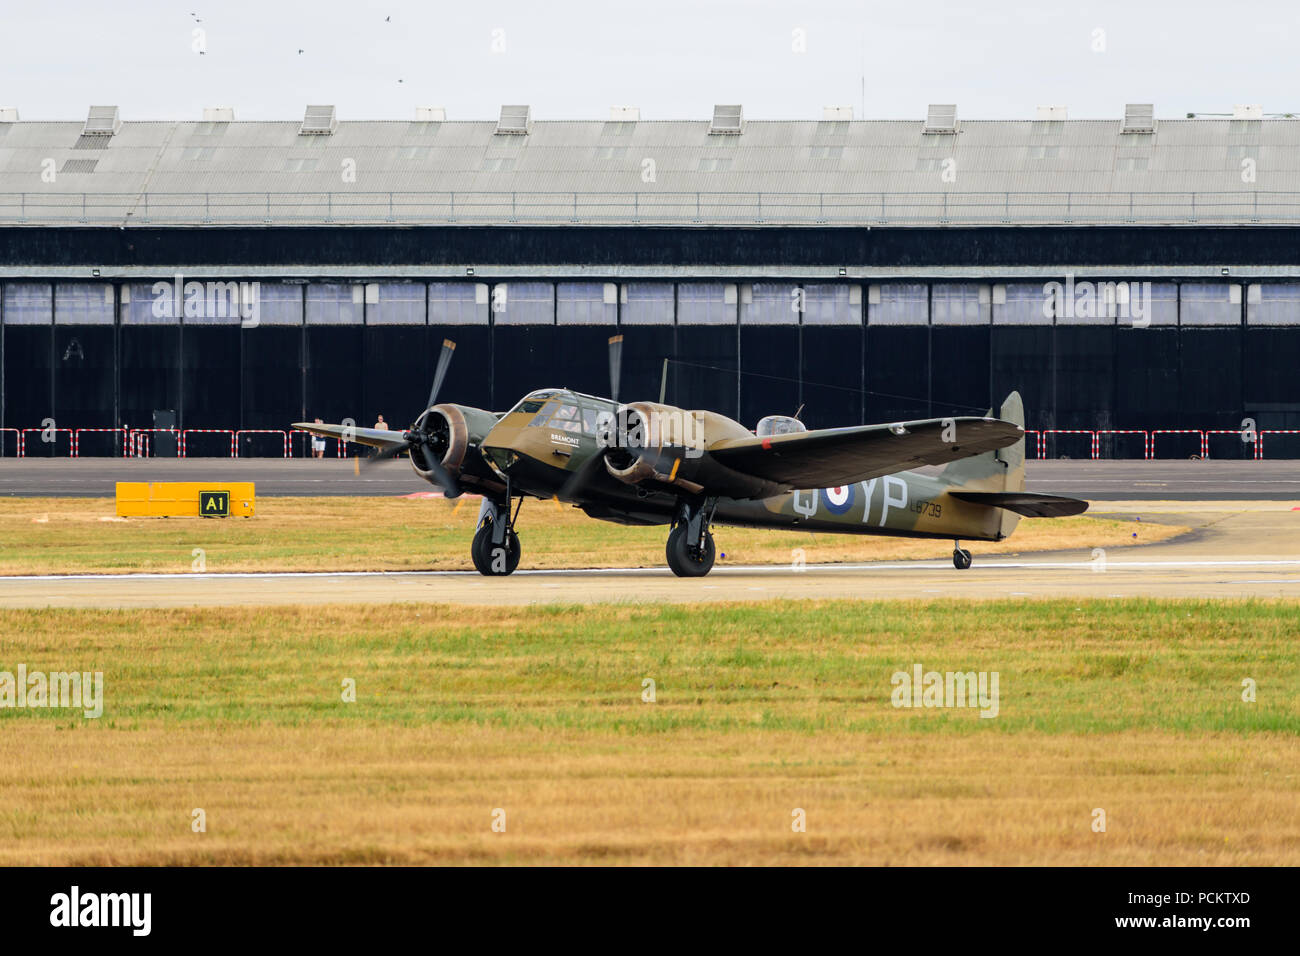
[472,518,520,576]
[952,547,972,570]
[666,524,716,577]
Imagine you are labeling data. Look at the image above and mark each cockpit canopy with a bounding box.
[755,415,807,438]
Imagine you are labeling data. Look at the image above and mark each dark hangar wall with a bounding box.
[1,224,1299,458]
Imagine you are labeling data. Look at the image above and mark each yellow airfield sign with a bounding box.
[115,482,255,518]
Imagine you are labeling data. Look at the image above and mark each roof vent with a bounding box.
[83,105,121,136]
[1035,105,1067,121]
[0,107,18,122]
[299,104,337,135]
[609,106,640,122]
[1233,104,1263,120]
[1121,103,1155,133]
[709,104,744,134]
[203,106,235,122]
[923,104,957,133]
[822,105,853,121]
[496,105,531,134]
[415,106,446,122]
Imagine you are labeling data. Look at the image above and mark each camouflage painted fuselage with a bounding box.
[477,389,1021,544]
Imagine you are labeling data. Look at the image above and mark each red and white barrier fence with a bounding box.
[1,423,1294,461]
[20,427,74,457]
[235,429,289,458]
[73,427,129,458]
[182,429,237,458]
[126,427,182,458]
[1038,429,1101,460]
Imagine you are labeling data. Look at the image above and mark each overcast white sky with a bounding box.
[1,0,1295,122]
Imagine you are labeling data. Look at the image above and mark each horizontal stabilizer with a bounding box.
[949,491,1089,518]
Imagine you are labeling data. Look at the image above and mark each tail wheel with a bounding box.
[472,519,521,576]
[666,525,716,577]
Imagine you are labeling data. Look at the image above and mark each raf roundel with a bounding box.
[822,484,855,514]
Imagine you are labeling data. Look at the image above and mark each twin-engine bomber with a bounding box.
[295,339,1087,577]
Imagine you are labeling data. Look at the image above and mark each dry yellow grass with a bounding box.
[1,727,1293,866]
[0,496,1184,575]
[0,600,1294,865]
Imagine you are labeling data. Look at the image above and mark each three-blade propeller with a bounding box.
[362,338,461,497]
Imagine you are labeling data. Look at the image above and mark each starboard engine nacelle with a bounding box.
[412,403,504,492]
[601,401,772,498]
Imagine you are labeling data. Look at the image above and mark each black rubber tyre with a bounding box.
[666,525,716,577]
[472,520,521,575]
[952,548,972,570]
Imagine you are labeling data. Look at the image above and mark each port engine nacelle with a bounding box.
[411,403,504,492]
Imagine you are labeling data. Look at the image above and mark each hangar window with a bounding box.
[1246,283,1300,325]
[306,284,364,324]
[55,283,114,325]
[481,157,516,172]
[283,157,319,172]
[251,283,305,326]
[1180,283,1239,326]
[367,283,426,325]
[2,283,53,325]
[491,282,554,325]
[557,282,616,325]
[993,283,1054,326]
[677,283,737,325]
[1030,145,1060,159]
[429,282,488,325]
[119,282,178,325]
[931,284,989,326]
[59,159,98,174]
[698,157,732,171]
[619,283,674,325]
[802,284,862,326]
[740,283,798,325]
[594,146,628,160]
[181,147,215,161]
[867,283,928,326]
[1116,157,1149,171]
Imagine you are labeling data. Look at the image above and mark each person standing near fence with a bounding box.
[311,417,327,459]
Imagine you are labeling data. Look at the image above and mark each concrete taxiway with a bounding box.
[4,458,1300,500]
[2,501,1298,608]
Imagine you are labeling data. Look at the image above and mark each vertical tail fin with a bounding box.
[941,392,1027,537]
[940,392,1024,488]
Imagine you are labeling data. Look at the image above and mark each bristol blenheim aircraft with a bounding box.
[295,338,1087,577]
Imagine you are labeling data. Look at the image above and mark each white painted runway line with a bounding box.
[5,556,1300,583]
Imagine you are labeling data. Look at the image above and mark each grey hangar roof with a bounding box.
[1,104,1298,227]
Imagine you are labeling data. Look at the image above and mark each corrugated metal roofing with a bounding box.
[0,117,1298,226]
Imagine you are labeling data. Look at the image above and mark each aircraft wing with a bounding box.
[707,416,1023,490]
[291,421,409,451]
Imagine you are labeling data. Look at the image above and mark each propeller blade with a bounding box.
[427,339,456,410]
[423,455,462,499]
[361,439,413,467]
[555,446,608,502]
[607,334,623,404]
